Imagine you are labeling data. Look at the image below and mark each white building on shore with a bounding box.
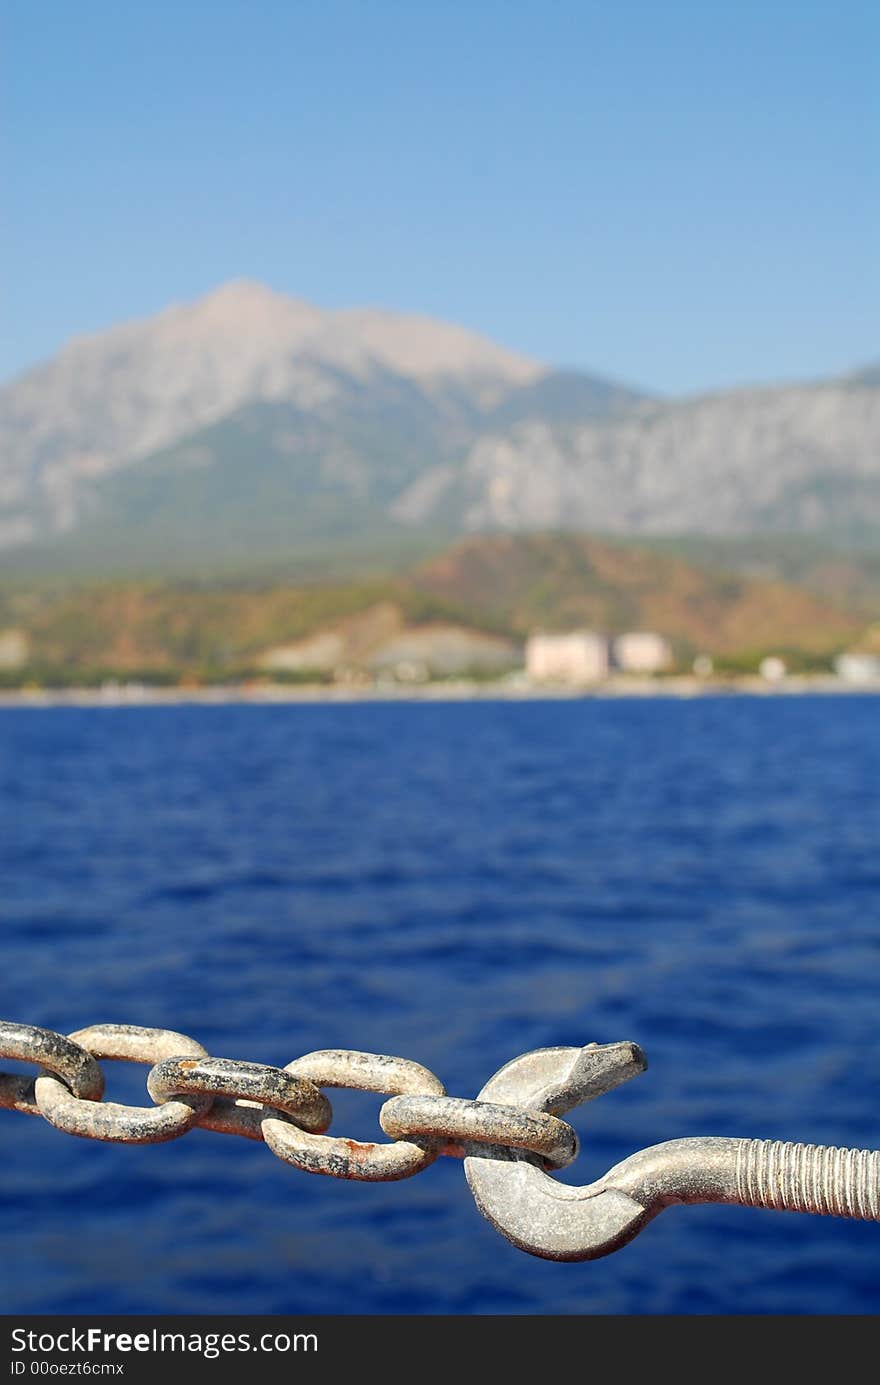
[834,652,880,683]
[525,631,609,683]
[613,631,672,674]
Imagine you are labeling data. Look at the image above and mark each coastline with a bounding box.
[1,673,878,708]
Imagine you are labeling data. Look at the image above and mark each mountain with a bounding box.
[429,378,880,538]
[0,532,861,685]
[0,280,547,555]
[0,281,877,572]
[845,363,880,389]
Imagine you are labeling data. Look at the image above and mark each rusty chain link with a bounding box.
[379,1093,579,1168]
[0,1020,105,1112]
[267,1050,446,1181]
[3,1020,880,1262]
[35,1024,211,1143]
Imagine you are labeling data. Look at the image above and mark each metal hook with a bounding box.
[464,1043,880,1260]
[464,1042,652,1260]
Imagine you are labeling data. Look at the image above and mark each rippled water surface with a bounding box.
[1,697,878,1313]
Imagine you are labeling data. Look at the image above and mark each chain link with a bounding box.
[147,1056,333,1134]
[34,1024,211,1143]
[0,1020,578,1182]
[379,1093,579,1168]
[266,1050,446,1181]
[0,1020,105,1111]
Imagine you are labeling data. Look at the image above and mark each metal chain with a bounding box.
[0,1020,578,1179]
[3,1020,880,1262]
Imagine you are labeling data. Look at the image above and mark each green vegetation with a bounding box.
[709,648,842,676]
[627,531,880,621]
[0,532,868,689]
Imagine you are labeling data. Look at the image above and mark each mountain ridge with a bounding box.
[1,281,877,567]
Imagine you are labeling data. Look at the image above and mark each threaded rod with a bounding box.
[735,1139,880,1219]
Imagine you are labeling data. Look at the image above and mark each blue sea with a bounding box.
[1,696,878,1314]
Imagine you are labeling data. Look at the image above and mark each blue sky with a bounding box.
[3,0,877,393]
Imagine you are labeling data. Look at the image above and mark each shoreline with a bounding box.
[1,673,878,708]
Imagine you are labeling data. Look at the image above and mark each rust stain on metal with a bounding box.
[441,1140,466,1159]
[342,1139,375,1162]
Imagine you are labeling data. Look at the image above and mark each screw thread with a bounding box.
[735,1139,880,1220]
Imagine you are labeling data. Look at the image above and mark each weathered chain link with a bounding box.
[0,1020,105,1112]
[35,1025,211,1143]
[268,1050,446,1181]
[0,1020,578,1182]
[147,1056,333,1134]
[379,1093,579,1168]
